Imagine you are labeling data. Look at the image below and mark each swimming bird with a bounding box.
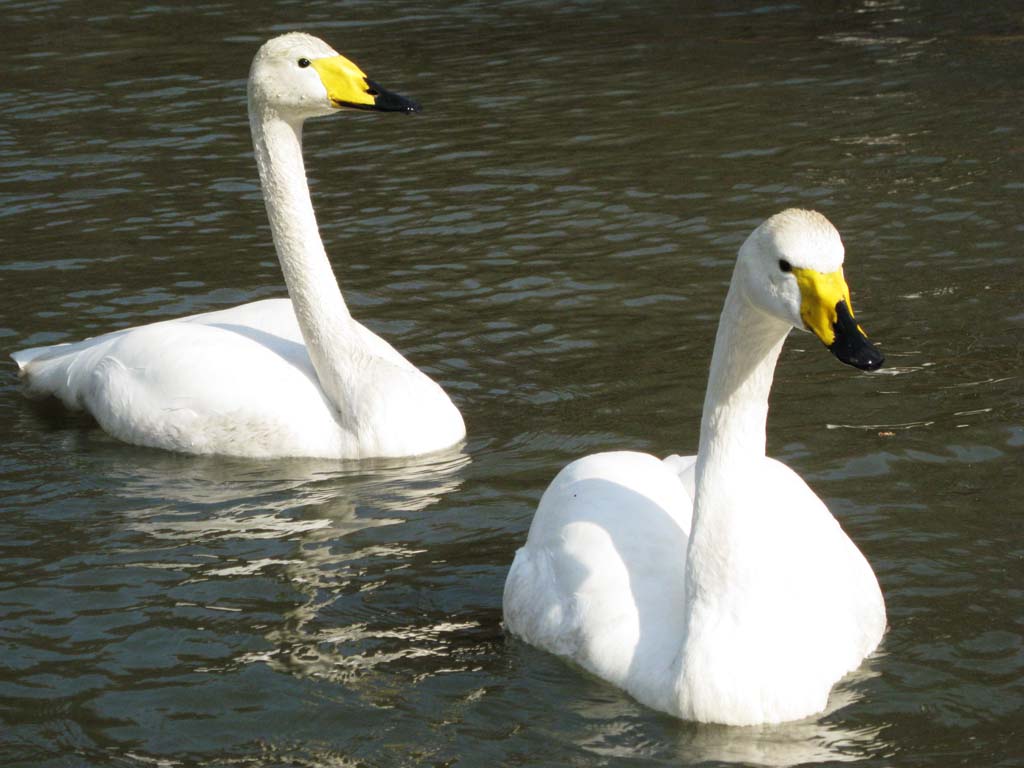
[11,33,465,459]
[503,209,886,726]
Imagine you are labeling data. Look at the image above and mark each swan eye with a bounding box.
[779,259,792,273]
[297,58,311,68]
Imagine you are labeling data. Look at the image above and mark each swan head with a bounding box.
[248,32,420,120]
[737,209,884,371]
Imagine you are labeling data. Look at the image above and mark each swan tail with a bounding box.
[10,339,103,407]
[11,343,75,395]
[11,345,57,373]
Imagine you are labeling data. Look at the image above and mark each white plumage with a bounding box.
[504,210,886,725]
[12,33,465,459]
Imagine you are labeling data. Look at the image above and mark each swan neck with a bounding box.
[249,103,349,318]
[249,98,358,420]
[683,277,791,611]
[696,282,789,466]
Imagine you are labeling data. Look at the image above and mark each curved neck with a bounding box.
[248,99,355,420]
[686,276,790,591]
[696,281,789,471]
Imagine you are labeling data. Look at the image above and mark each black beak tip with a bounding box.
[365,78,421,114]
[832,341,885,372]
[829,300,885,372]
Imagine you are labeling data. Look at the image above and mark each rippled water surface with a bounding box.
[2,1,1022,765]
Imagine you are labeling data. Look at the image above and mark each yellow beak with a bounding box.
[792,266,884,371]
[792,267,854,346]
[310,54,420,113]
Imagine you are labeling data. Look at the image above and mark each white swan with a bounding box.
[503,209,887,726]
[11,33,465,459]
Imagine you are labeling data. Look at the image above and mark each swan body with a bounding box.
[12,298,461,458]
[12,33,465,459]
[504,209,887,725]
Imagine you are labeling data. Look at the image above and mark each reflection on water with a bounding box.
[115,450,472,692]
[570,667,892,766]
[671,678,891,767]
[114,450,469,513]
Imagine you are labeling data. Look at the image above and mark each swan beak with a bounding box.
[793,267,884,371]
[310,55,421,114]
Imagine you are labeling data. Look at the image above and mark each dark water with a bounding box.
[2,1,1022,765]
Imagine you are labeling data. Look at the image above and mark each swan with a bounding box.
[503,209,887,726]
[10,33,465,459]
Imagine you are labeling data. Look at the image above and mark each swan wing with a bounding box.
[662,452,697,499]
[677,456,886,723]
[13,298,461,458]
[754,457,886,674]
[504,451,693,711]
[14,299,343,456]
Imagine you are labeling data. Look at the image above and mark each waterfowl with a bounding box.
[503,209,886,725]
[11,33,465,459]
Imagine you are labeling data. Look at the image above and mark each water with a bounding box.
[2,1,1022,765]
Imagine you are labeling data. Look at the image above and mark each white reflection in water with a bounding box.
[105,448,471,689]
[577,665,889,766]
[111,448,469,521]
[826,420,935,431]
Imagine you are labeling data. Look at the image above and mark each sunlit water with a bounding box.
[1,1,1022,766]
